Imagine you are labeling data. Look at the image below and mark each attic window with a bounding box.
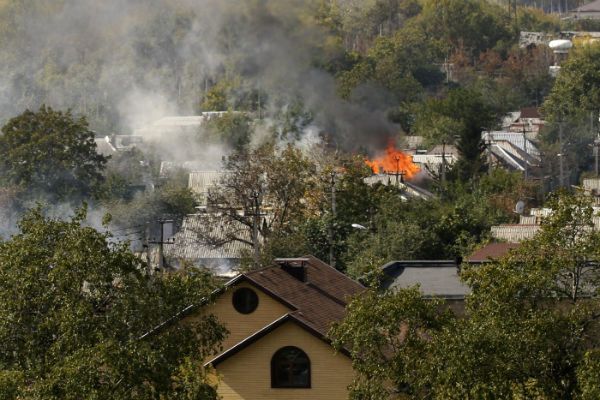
[232,287,258,314]
[271,346,311,388]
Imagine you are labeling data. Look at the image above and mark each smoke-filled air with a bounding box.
[5,0,600,398]
[0,0,397,148]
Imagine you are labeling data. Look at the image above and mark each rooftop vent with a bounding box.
[275,258,310,282]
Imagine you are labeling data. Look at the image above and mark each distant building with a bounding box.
[94,136,117,157]
[412,144,459,172]
[467,242,520,264]
[571,0,600,19]
[163,214,257,277]
[482,131,541,173]
[583,178,600,205]
[187,170,228,206]
[506,107,545,137]
[134,113,231,137]
[490,204,600,243]
[363,174,433,200]
[380,260,469,300]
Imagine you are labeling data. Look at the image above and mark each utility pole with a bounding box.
[594,113,600,177]
[523,123,529,180]
[251,190,261,268]
[594,134,600,177]
[441,139,447,186]
[148,219,174,271]
[394,155,400,185]
[485,131,493,175]
[387,156,405,185]
[329,171,336,269]
[558,119,565,188]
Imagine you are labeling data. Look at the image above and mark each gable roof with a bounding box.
[206,312,351,367]
[139,256,363,342]
[467,242,520,263]
[94,137,117,156]
[381,260,470,299]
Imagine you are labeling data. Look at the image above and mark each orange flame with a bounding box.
[365,141,420,179]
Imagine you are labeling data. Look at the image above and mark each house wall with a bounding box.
[214,321,354,400]
[197,281,292,351]
[574,11,600,19]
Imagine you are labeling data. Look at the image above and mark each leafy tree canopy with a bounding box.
[332,190,600,399]
[0,207,225,399]
[0,106,107,201]
[543,43,600,121]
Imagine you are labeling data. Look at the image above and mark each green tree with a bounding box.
[432,88,495,182]
[330,287,450,399]
[0,207,225,399]
[204,111,253,150]
[199,142,314,268]
[332,191,600,399]
[419,0,513,57]
[543,43,600,121]
[0,106,107,201]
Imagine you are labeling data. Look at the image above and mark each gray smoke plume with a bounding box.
[0,0,399,151]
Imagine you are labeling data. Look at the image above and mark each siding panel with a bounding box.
[215,321,353,400]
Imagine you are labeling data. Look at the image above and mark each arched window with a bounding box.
[271,346,311,388]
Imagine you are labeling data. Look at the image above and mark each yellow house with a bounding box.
[200,256,364,399]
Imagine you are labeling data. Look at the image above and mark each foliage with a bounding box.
[98,147,152,202]
[332,191,600,399]
[336,23,442,101]
[439,88,496,182]
[199,142,315,268]
[0,207,225,399]
[418,0,513,57]
[330,287,450,399]
[543,43,600,120]
[204,111,253,150]
[102,168,198,230]
[344,178,515,280]
[0,106,107,201]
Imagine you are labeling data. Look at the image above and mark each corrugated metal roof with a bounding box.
[483,131,540,158]
[163,214,254,272]
[584,178,600,192]
[188,171,228,204]
[491,225,540,242]
[490,144,527,171]
[363,175,433,199]
[94,137,117,156]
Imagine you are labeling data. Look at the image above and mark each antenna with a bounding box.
[514,200,525,215]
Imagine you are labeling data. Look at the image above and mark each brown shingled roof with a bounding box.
[467,242,520,263]
[243,255,364,335]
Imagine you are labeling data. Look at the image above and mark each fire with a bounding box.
[365,141,420,179]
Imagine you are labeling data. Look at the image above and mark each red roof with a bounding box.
[467,242,520,263]
[519,107,541,119]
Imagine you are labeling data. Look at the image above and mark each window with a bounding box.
[232,287,259,314]
[271,346,311,388]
